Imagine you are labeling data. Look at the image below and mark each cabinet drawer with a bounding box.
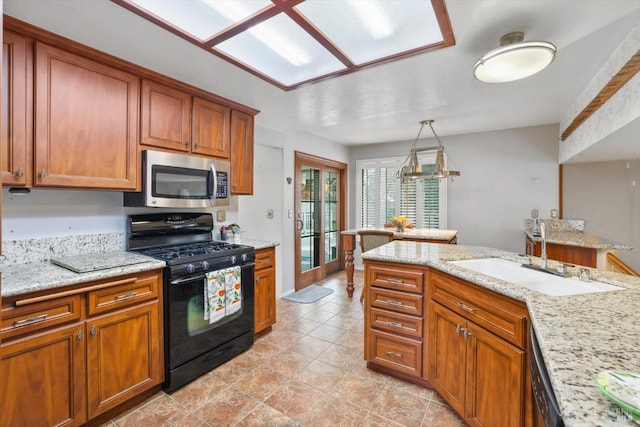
[368,264,424,293]
[369,329,422,377]
[2,295,83,339]
[430,271,527,348]
[87,273,159,316]
[255,248,274,270]
[370,287,423,317]
[369,307,423,339]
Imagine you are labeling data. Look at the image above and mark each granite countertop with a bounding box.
[342,227,458,241]
[362,241,640,426]
[525,229,633,251]
[1,251,166,298]
[228,238,280,250]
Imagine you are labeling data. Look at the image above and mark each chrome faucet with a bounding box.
[540,221,547,269]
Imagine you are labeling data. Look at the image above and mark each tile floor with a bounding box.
[106,271,465,426]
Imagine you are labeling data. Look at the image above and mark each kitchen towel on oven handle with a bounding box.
[205,270,226,324]
[225,266,242,315]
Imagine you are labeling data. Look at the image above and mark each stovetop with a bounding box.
[135,241,252,265]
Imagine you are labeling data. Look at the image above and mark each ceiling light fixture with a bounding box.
[473,31,557,83]
[396,120,460,181]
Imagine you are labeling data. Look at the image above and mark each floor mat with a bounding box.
[282,285,334,304]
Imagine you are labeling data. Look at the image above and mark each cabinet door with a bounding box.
[141,79,191,152]
[2,30,31,186]
[192,97,230,158]
[254,265,275,335]
[34,42,139,189]
[230,110,254,194]
[0,324,86,426]
[86,301,161,418]
[465,323,524,427]
[429,303,466,416]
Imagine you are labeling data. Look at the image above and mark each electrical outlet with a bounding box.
[216,210,226,222]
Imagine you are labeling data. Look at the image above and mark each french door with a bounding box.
[294,152,347,290]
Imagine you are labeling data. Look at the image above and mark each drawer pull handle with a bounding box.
[386,321,404,328]
[14,313,48,326]
[386,299,404,306]
[457,302,477,313]
[259,259,271,264]
[115,291,138,301]
[386,351,403,358]
[386,278,405,285]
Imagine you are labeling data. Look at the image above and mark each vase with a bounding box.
[396,225,404,232]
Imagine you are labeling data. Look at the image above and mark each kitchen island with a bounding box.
[341,228,458,297]
[362,241,640,426]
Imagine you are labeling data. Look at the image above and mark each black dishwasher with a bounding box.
[529,323,564,427]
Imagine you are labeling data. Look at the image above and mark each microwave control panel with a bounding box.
[216,172,228,199]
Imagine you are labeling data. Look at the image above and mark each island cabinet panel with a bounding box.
[428,269,529,427]
[230,109,254,194]
[254,247,276,337]
[34,42,139,190]
[525,234,597,268]
[0,269,163,425]
[1,30,32,187]
[0,323,87,426]
[364,261,429,387]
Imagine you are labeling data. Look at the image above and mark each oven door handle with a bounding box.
[171,275,207,285]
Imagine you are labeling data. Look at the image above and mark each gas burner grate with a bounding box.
[138,241,243,261]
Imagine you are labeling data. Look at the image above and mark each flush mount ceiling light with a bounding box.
[473,31,557,83]
[112,0,455,90]
[396,120,460,181]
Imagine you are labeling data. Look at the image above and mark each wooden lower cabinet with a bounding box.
[86,301,161,418]
[0,269,163,426]
[254,247,276,337]
[430,303,525,427]
[1,323,86,426]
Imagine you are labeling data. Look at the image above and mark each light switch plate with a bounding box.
[216,210,226,222]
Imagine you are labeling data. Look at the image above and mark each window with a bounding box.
[357,154,447,229]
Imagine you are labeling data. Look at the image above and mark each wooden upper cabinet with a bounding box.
[2,30,31,186]
[230,109,254,194]
[34,42,139,190]
[192,96,230,158]
[140,79,231,159]
[141,79,191,152]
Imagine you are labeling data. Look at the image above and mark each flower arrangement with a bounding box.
[389,215,410,231]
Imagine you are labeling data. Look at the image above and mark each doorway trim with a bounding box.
[294,151,347,290]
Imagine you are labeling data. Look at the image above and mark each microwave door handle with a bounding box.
[210,164,217,201]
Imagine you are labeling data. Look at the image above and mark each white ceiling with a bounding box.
[5,0,640,152]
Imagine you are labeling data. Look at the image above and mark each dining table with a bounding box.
[340,227,459,297]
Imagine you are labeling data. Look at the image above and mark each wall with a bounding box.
[348,124,560,266]
[563,160,639,270]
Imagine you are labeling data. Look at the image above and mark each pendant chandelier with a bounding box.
[396,120,461,181]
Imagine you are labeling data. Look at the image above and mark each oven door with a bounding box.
[165,262,254,369]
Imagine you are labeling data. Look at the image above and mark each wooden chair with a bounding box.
[357,230,395,302]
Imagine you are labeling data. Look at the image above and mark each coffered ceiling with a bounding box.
[4,0,640,158]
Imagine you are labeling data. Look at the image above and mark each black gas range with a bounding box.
[127,212,256,392]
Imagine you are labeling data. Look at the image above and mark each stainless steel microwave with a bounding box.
[124,150,230,208]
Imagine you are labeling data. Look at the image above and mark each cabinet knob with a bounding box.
[90,325,97,336]
[463,328,472,341]
[77,330,83,341]
[40,169,46,180]
[456,324,464,336]
[16,167,24,179]
[194,142,199,149]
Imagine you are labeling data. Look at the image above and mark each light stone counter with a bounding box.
[215,238,280,251]
[363,241,640,427]
[342,227,458,242]
[1,252,165,298]
[525,229,633,251]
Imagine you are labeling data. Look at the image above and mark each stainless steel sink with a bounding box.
[448,258,623,296]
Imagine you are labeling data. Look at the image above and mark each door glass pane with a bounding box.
[324,171,338,263]
[301,167,321,272]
